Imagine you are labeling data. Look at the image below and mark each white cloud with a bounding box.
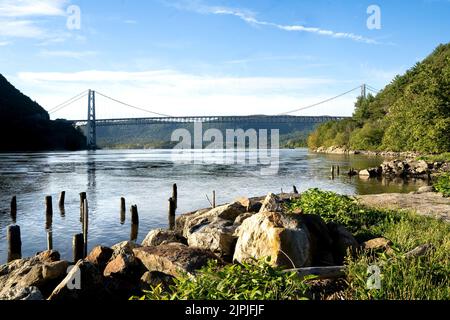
[15,69,359,119]
[167,1,379,44]
[0,0,68,40]
[39,50,98,59]
[0,0,67,17]
[0,19,45,38]
[0,40,10,46]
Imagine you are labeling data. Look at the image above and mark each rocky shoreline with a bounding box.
[0,192,393,301]
[313,146,422,159]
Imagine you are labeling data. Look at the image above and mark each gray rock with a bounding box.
[0,286,44,300]
[187,218,238,260]
[142,229,187,247]
[133,243,221,277]
[110,241,141,260]
[176,202,246,238]
[417,186,434,194]
[259,193,284,213]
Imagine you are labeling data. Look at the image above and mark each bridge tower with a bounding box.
[361,84,367,99]
[86,89,97,150]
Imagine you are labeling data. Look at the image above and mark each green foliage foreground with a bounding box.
[434,173,450,197]
[134,189,449,300]
[132,260,312,300]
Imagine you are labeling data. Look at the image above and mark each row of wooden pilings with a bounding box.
[5,183,216,264]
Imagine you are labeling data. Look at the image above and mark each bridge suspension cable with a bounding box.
[279,85,362,115]
[49,90,89,114]
[95,91,173,118]
[366,85,380,94]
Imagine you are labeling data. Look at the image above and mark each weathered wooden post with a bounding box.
[58,191,65,208]
[72,234,84,263]
[7,225,22,262]
[11,196,17,220]
[45,196,53,216]
[168,197,176,231]
[47,231,53,251]
[213,191,216,209]
[337,166,340,175]
[293,186,299,194]
[172,184,178,210]
[120,197,126,225]
[83,199,89,257]
[79,192,86,222]
[331,166,335,179]
[130,205,139,241]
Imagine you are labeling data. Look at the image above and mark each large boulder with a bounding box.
[0,251,68,299]
[187,218,238,261]
[299,214,335,266]
[110,241,141,260]
[176,202,246,238]
[133,243,221,278]
[48,260,109,301]
[327,223,359,264]
[233,211,312,269]
[141,229,187,247]
[140,271,175,292]
[0,286,44,301]
[235,196,264,213]
[259,193,284,213]
[359,167,382,178]
[86,246,114,272]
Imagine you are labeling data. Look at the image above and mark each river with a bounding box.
[0,149,428,264]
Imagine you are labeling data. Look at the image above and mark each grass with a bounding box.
[417,152,450,163]
[434,173,450,197]
[288,189,450,300]
[131,259,312,300]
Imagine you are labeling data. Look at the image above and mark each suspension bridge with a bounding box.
[49,84,379,149]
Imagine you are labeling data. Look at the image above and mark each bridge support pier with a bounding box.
[86,90,97,150]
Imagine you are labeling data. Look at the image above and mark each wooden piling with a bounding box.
[47,231,53,251]
[212,191,216,209]
[131,205,139,225]
[120,197,126,225]
[130,205,139,241]
[79,192,86,222]
[7,225,22,262]
[45,196,53,216]
[331,166,335,179]
[337,166,340,175]
[72,234,84,263]
[168,198,176,230]
[11,196,17,219]
[172,184,178,210]
[58,191,66,208]
[83,199,89,257]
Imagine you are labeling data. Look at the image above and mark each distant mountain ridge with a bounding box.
[0,74,86,151]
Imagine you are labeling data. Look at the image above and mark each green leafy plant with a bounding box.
[131,259,312,301]
[434,173,450,197]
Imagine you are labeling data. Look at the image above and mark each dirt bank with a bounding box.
[357,192,450,223]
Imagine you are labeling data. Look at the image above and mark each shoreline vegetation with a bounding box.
[306,43,450,157]
[1,188,448,301]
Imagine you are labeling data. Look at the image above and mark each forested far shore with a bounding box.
[307,43,450,154]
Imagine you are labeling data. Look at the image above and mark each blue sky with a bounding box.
[0,0,449,119]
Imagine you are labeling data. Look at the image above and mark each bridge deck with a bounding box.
[70,115,348,127]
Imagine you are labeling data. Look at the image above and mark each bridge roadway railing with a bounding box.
[70,115,349,127]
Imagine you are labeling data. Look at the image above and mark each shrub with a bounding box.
[131,259,312,300]
[434,173,450,197]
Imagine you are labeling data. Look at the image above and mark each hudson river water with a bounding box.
[0,149,428,263]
